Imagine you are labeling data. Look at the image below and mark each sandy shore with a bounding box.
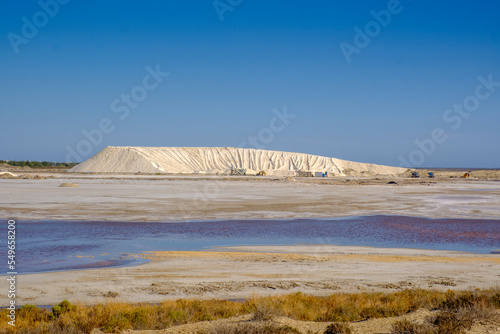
[7,244,499,306]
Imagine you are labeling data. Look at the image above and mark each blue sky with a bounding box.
[0,0,499,167]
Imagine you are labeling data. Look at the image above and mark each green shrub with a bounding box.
[130,308,149,329]
[51,300,77,319]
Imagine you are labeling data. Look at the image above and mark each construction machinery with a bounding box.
[230,168,247,176]
[257,171,266,176]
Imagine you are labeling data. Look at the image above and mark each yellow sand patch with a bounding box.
[142,251,500,264]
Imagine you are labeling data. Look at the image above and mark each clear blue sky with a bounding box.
[1,0,499,167]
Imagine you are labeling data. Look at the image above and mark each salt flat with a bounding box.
[1,175,499,221]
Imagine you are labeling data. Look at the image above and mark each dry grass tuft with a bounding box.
[198,322,300,334]
[323,322,353,334]
[391,319,436,334]
[391,289,499,334]
[252,300,284,321]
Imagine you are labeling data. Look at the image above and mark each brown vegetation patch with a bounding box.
[3,289,499,334]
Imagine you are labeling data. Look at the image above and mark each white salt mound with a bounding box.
[0,172,19,179]
[69,146,407,176]
[59,183,79,187]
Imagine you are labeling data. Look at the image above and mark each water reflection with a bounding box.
[5,216,499,274]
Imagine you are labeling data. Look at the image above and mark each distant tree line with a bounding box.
[0,160,78,168]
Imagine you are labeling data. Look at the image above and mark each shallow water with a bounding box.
[4,216,499,274]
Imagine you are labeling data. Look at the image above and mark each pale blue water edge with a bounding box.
[2,215,499,274]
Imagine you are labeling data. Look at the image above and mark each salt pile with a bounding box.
[69,146,407,176]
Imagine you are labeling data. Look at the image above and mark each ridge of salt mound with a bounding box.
[69,146,407,176]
